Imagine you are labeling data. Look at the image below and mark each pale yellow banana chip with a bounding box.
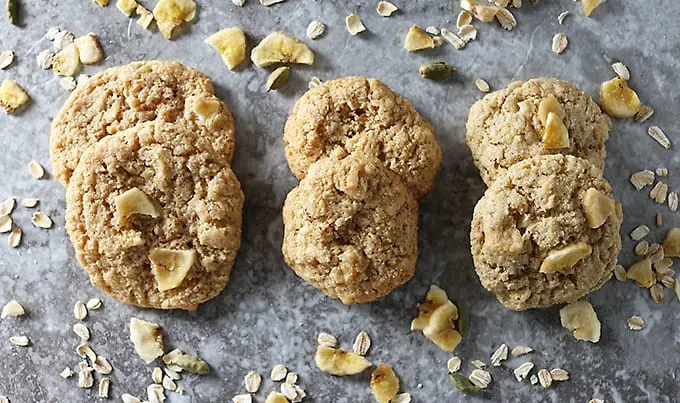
[314,346,372,376]
[206,28,247,70]
[250,31,315,67]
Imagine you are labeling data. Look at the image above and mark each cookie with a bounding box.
[51,60,235,186]
[470,155,622,310]
[282,154,419,304]
[283,76,441,199]
[466,78,612,185]
[66,121,244,310]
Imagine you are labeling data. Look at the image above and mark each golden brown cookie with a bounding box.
[51,60,235,186]
[282,154,419,304]
[466,78,612,185]
[66,121,244,310]
[283,76,441,199]
[470,155,622,310]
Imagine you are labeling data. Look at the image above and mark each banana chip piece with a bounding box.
[129,318,164,363]
[153,0,197,39]
[412,285,463,352]
[404,25,434,52]
[314,346,372,376]
[74,33,104,65]
[559,300,601,343]
[53,43,81,76]
[250,31,314,67]
[0,79,29,114]
[206,28,247,70]
[370,365,400,403]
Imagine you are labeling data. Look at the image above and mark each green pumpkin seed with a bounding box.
[266,66,290,91]
[419,61,455,80]
[450,373,480,395]
[456,301,469,337]
[172,353,210,374]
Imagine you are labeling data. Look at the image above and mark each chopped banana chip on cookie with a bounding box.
[250,31,315,67]
[403,25,434,52]
[412,285,462,352]
[370,364,400,403]
[129,318,164,363]
[314,346,372,376]
[582,188,615,229]
[153,0,197,39]
[205,28,247,70]
[543,111,570,149]
[540,242,592,274]
[537,94,565,125]
[52,43,81,76]
[74,33,104,65]
[600,77,641,118]
[0,79,29,114]
[559,300,601,343]
[193,97,222,121]
[115,187,159,224]
[149,248,197,291]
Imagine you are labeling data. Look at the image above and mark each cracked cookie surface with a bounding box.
[284,76,441,199]
[470,155,622,310]
[466,78,611,185]
[282,154,419,304]
[66,121,243,310]
[51,60,235,186]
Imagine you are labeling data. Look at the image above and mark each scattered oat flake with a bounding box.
[552,33,568,54]
[630,170,655,190]
[306,20,325,40]
[0,50,15,69]
[457,10,472,29]
[60,76,77,91]
[73,323,90,340]
[152,367,163,384]
[1,300,25,318]
[147,384,166,403]
[425,26,440,35]
[614,264,627,281]
[99,377,111,398]
[245,370,261,393]
[8,227,21,248]
[9,335,30,346]
[86,298,102,310]
[31,212,53,229]
[475,79,490,93]
[648,126,671,149]
[550,368,569,381]
[21,198,38,208]
[281,382,297,400]
[635,105,654,123]
[163,367,180,380]
[661,276,675,289]
[60,366,74,378]
[650,182,669,204]
[352,331,371,356]
[317,332,337,348]
[28,160,45,179]
[285,371,298,384]
[656,212,663,227]
[635,240,649,256]
[121,394,142,403]
[511,346,533,357]
[259,0,285,5]
[346,14,366,35]
[376,1,398,17]
[308,77,322,89]
[490,344,508,367]
[74,300,88,320]
[441,28,466,50]
[612,62,630,80]
[470,360,486,369]
[538,368,552,388]
[557,11,570,24]
[650,283,664,303]
[0,216,11,233]
[271,364,288,381]
[0,197,15,216]
[458,25,478,42]
[627,315,644,330]
[162,375,177,391]
[496,8,517,30]
[468,369,492,389]
[392,393,412,403]
[447,356,462,373]
[513,362,534,381]
[233,395,252,403]
[231,0,246,5]
[630,225,650,241]
[668,192,678,212]
[37,49,55,70]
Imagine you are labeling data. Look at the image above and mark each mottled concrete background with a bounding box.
[1,0,679,402]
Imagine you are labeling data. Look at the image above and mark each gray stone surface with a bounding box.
[1,0,679,401]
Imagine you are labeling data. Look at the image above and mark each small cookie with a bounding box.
[66,122,244,310]
[282,154,419,304]
[284,76,441,199]
[466,78,612,185]
[51,60,235,186]
[470,155,622,310]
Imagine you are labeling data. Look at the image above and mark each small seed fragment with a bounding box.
[551,33,568,54]
[648,126,672,149]
[419,61,456,81]
[627,315,644,330]
[306,20,325,40]
[352,331,371,356]
[475,79,490,93]
[537,369,552,389]
[376,1,398,17]
[265,66,290,92]
[346,14,366,35]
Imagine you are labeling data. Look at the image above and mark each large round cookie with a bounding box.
[470,155,622,310]
[466,78,612,185]
[51,60,235,186]
[284,76,441,199]
[66,121,244,310]
[282,154,419,304]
